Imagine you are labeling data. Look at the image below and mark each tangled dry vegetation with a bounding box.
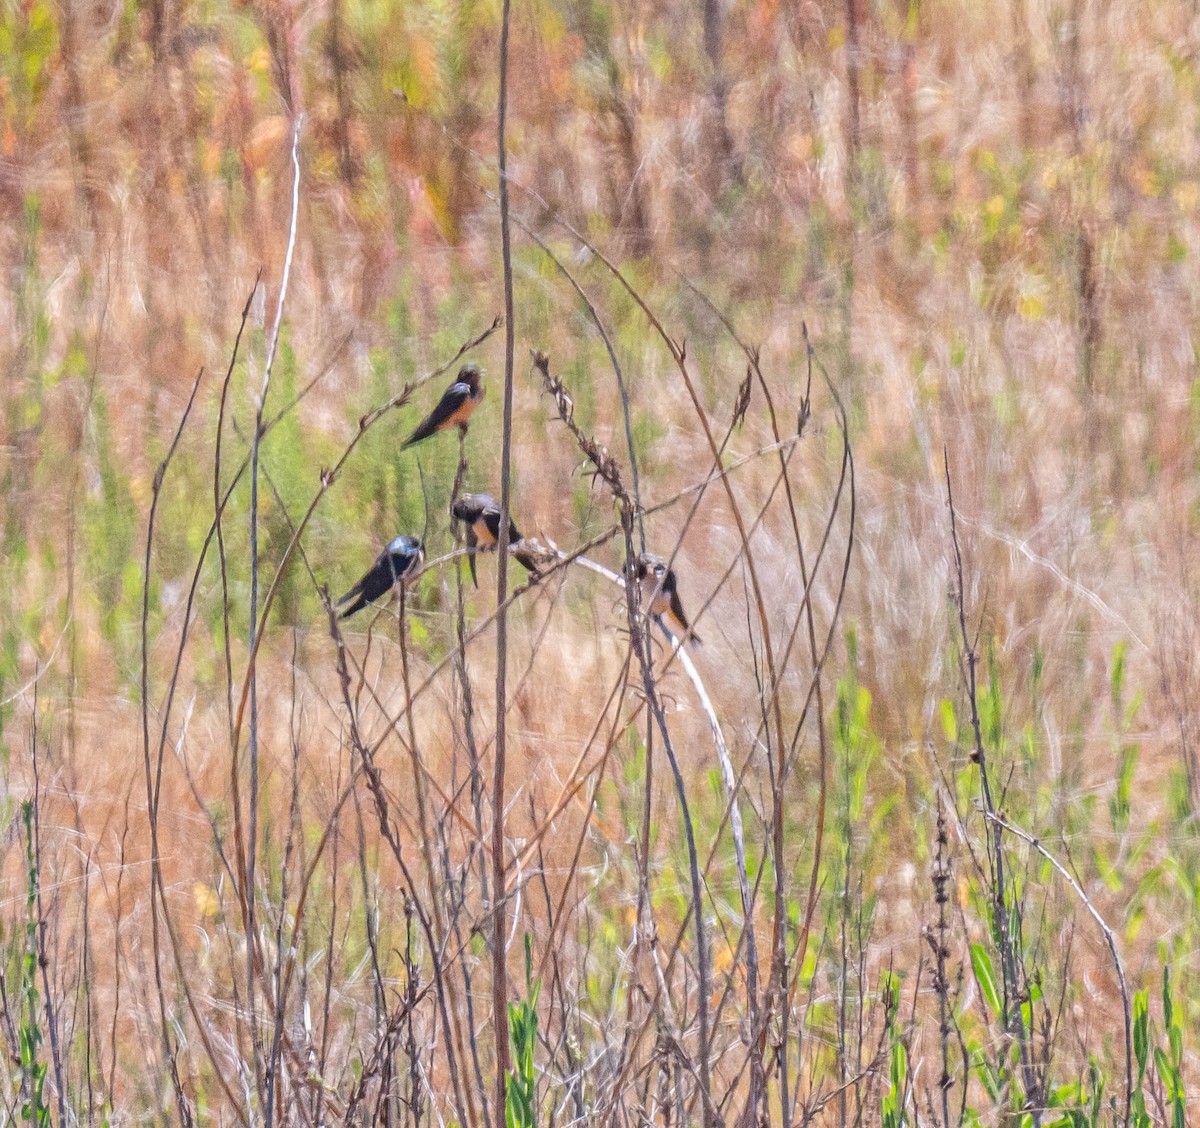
[1,0,1199,1124]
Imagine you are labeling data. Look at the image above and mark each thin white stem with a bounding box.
[255,112,303,1128]
[984,810,1132,1127]
[563,550,752,932]
[260,116,304,405]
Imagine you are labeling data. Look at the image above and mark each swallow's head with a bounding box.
[452,492,496,523]
[387,534,423,564]
[635,553,667,582]
[458,364,483,392]
[633,554,671,609]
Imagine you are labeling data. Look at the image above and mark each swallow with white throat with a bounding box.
[337,535,424,619]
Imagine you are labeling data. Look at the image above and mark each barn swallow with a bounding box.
[337,535,424,619]
[451,492,540,587]
[634,552,702,646]
[401,364,484,449]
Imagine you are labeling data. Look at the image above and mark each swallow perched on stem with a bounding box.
[401,364,484,449]
[451,492,540,587]
[634,552,702,646]
[337,535,424,619]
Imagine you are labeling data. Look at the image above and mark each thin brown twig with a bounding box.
[493,0,517,1118]
[140,366,207,1127]
[325,598,473,1128]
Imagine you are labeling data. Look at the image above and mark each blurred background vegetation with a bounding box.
[1,0,1200,1121]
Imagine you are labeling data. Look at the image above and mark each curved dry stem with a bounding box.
[985,811,1132,1127]
[503,207,645,551]
[141,366,246,1125]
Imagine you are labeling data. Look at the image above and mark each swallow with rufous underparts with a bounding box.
[401,364,484,449]
[451,492,541,587]
[336,535,424,619]
[633,551,702,646]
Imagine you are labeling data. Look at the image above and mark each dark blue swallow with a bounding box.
[634,552,702,646]
[451,492,540,587]
[337,535,424,619]
[402,364,485,449]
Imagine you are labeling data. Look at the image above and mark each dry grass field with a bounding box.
[1,0,1199,1123]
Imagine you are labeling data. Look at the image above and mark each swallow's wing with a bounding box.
[370,556,399,601]
[402,383,470,449]
[339,543,421,619]
[480,505,537,574]
[504,516,541,575]
[336,575,365,610]
[666,587,691,633]
[344,554,398,618]
[464,522,479,588]
[337,567,375,619]
[666,586,702,646]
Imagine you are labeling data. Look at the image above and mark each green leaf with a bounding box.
[939,698,958,744]
[800,946,818,985]
[1154,1047,1179,1097]
[1088,1058,1104,1123]
[1133,990,1149,1079]
[974,1051,1001,1102]
[1161,964,1174,1034]
[1110,640,1127,710]
[890,1040,907,1091]
[970,943,1001,1017]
